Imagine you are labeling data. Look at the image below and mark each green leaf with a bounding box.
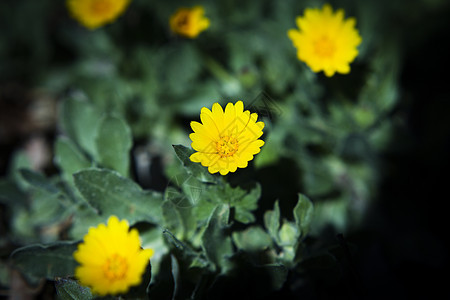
[192,197,218,224]
[73,168,163,224]
[264,200,280,243]
[293,194,314,238]
[172,145,216,183]
[9,179,71,243]
[201,205,233,272]
[233,183,260,224]
[162,188,196,240]
[55,278,93,300]
[180,175,204,207]
[60,97,100,157]
[9,150,32,190]
[54,137,91,183]
[232,226,272,252]
[0,178,27,207]
[19,169,59,194]
[203,182,260,224]
[95,115,132,177]
[278,221,299,247]
[18,169,78,209]
[68,205,106,240]
[10,242,79,284]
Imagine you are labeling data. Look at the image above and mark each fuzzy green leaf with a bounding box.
[0,178,27,207]
[204,182,260,224]
[60,97,100,157]
[19,169,59,194]
[233,183,260,224]
[264,200,280,243]
[232,226,272,252]
[73,168,163,224]
[293,194,314,238]
[95,115,132,177]
[162,187,197,240]
[54,137,91,183]
[193,197,218,224]
[278,221,299,247]
[180,175,204,206]
[201,204,233,272]
[55,278,93,300]
[10,242,79,284]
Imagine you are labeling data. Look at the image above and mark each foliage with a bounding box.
[0,0,440,298]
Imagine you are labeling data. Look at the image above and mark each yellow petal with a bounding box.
[287,4,362,76]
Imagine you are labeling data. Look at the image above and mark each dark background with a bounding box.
[315,6,450,298]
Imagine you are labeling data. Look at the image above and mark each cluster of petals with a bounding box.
[66,0,131,30]
[287,4,362,77]
[169,6,210,38]
[73,216,153,296]
[189,101,265,175]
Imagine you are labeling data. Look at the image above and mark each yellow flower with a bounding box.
[66,0,131,30]
[169,6,210,38]
[287,4,362,77]
[189,101,265,175]
[73,216,154,296]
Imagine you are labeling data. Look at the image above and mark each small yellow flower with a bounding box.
[73,216,154,296]
[169,6,210,38]
[189,101,265,175]
[66,0,131,30]
[287,4,362,77]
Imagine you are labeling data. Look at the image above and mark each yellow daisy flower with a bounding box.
[66,0,131,30]
[287,4,362,77]
[169,6,210,38]
[73,216,154,296]
[189,101,265,175]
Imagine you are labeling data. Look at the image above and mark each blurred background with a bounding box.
[1,0,450,298]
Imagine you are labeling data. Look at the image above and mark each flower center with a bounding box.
[176,12,191,29]
[216,136,239,158]
[91,0,112,15]
[314,35,336,58]
[102,253,128,281]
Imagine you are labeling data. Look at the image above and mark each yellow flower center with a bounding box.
[102,253,128,281]
[313,35,336,58]
[90,0,112,15]
[216,136,239,157]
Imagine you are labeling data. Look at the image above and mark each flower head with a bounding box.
[73,216,154,296]
[169,6,210,38]
[287,4,362,77]
[189,101,265,175]
[66,0,131,30]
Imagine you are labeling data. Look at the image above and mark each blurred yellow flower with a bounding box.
[67,0,131,30]
[169,6,210,38]
[73,216,154,296]
[189,101,265,175]
[287,4,362,77]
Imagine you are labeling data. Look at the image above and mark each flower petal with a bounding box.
[287,4,362,76]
